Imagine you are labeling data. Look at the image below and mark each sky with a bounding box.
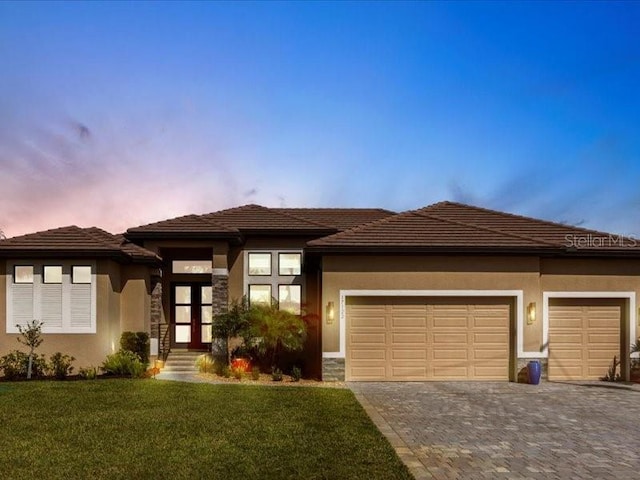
[1,1,639,238]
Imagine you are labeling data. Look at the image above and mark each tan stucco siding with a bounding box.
[321,255,541,354]
[228,247,244,302]
[120,264,151,333]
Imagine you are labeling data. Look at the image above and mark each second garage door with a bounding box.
[548,298,622,381]
[346,297,511,381]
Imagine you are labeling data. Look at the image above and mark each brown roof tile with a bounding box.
[201,204,335,232]
[273,208,395,231]
[0,226,159,263]
[307,201,640,253]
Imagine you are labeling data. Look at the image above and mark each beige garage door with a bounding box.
[346,297,511,381]
[548,298,622,381]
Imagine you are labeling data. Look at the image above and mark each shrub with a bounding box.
[213,298,251,365]
[221,365,231,378]
[232,367,244,380]
[291,366,302,382]
[251,366,260,380]
[102,350,145,378]
[271,367,283,382]
[49,352,75,379]
[0,350,47,380]
[120,331,150,366]
[78,367,98,380]
[195,354,216,373]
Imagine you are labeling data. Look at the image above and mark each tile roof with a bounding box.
[126,204,393,237]
[307,201,640,254]
[0,226,159,263]
[272,208,395,231]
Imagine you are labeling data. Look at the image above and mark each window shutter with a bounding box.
[41,284,63,328]
[70,283,91,328]
[12,284,34,326]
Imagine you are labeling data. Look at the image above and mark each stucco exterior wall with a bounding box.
[0,260,144,372]
[321,255,542,354]
[120,264,151,333]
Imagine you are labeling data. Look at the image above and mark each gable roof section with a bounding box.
[0,226,160,263]
[307,201,640,255]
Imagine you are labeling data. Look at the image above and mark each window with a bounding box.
[44,266,62,284]
[249,285,271,306]
[248,253,271,276]
[279,253,301,276]
[6,261,96,334]
[172,260,212,274]
[14,266,33,284]
[72,266,92,284]
[279,285,301,314]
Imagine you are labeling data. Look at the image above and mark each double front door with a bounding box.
[171,283,213,350]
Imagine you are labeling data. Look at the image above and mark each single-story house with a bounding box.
[1,201,638,382]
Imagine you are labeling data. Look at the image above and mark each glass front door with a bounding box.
[172,283,213,350]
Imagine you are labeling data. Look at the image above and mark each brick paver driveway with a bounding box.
[350,381,640,479]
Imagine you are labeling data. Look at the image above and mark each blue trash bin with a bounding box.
[528,360,541,385]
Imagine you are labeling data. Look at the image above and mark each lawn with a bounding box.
[0,380,412,480]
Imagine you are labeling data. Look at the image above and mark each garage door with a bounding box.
[548,298,622,381]
[346,297,511,381]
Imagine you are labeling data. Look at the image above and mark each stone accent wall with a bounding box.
[517,357,548,381]
[150,274,163,340]
[211,274,229,315]
[322,358,345,381]
[211,273,229,357]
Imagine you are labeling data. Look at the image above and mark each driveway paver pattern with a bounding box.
[350,381,640,480]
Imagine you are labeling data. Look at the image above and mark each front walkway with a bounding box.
[350,381,640,480]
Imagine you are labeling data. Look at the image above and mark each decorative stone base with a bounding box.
[322,358,345,381]
[517,357,548,381]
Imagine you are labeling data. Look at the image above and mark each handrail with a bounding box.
[159,323,171,363]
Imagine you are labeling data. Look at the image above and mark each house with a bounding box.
[1,202,639,382]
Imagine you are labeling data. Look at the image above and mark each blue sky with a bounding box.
[1,1,639,237]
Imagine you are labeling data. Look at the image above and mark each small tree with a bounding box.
[212,298,251,365]
[17,320,44,379]
[247,302,307,369]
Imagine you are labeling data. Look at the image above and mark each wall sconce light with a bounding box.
[527,302,536,325]
[326,301,335,325]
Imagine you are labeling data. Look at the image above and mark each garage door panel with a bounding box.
[391,349,426,360]
[350,333,386,345]
[549,300,621,381]
[351,349,386,360]
[347,296,511,381]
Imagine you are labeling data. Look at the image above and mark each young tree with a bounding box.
[212,298,251,365]
[17,320,44,379]
[247,302,307,369]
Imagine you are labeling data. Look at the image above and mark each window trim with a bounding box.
[278,252,302,276]
[72,265,92,284]
[248,284,272,307]
[13,265,34,284]
[248,252,272,276]
[43,265,63,284]
[278,284,302,314]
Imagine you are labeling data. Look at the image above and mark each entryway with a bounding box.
[171,282,213,350]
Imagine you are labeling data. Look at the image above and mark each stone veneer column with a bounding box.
[150,270,163,340]
[211,271,229,356]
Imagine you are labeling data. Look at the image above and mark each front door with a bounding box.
[171,283,213,350]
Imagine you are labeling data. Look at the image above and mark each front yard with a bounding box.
[0,380,411,480]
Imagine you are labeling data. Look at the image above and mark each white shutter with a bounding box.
[70,283,91,328]
[12,284,34,326]
[41,284,63,328]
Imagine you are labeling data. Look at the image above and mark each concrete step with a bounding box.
[162,351,208,373]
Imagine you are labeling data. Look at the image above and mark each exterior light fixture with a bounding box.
[527,302,536,325]
[326,301,335,325]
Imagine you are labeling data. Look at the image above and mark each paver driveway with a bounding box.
[350,381,640,480]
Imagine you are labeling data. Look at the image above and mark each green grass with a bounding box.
[0,380,412,480]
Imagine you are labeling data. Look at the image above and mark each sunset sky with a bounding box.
[1,1,639,238]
